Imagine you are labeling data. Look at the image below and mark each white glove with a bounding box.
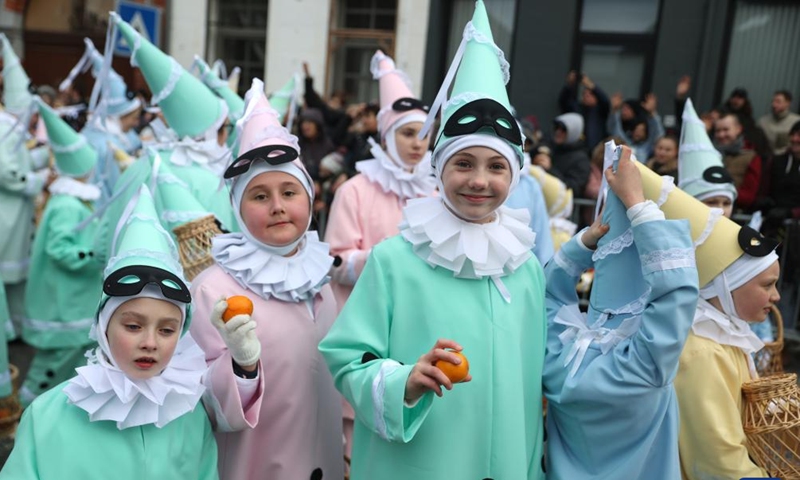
[210,299,262,367]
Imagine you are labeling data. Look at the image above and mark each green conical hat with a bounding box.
[111,13,228,139]
[0,34,33,116]
[678,98,738,201]
[107,184,185,279]
[194,56,245,121]
[153,160,211,231]
[268,75,298,124]
[424,0,522,167]
[36,98,97,177]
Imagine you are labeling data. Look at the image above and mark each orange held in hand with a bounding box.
[223,295,254,322]
[435,351,470,383]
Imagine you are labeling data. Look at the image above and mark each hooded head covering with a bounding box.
[0,33,33,116]
[370,50,428,139]
[63,185,206,430]
[678,98,738,202]
[110,13,227,139]
[554,113,584,145]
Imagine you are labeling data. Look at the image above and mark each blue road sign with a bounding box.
[114,1,162,56]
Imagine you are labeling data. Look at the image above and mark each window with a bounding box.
[721,1,800,118]
[327,0,397,104]
[574,0,662,100]
[207,0,268,96]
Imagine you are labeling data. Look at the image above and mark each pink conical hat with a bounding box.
[370,50,427,138]
[227,78,301,176]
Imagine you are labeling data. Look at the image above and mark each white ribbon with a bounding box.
[59,38,94,92]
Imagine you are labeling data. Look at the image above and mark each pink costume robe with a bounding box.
[191,264,344,480]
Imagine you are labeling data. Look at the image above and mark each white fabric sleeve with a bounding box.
[626,200,664,227]
[234,374,260,407]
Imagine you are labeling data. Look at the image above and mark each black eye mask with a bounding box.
[442,98,522,147]
[703,166,733,184]
[737,226,780,257]
[104,265,191,304]
[224,144,299,179]
[392,97,429,113]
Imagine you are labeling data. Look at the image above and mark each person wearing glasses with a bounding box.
[319,3,547,479]
[1,184,219,479]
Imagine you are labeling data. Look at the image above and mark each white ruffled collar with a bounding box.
[356,140,436,200]
[48,177,101,201]
[212,231,333,302]
[63,333,207,429]
[149,137,231,177]
[692,298,764,377]
[399,197,535,279]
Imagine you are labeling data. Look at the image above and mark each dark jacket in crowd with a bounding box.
[297,108,336,180]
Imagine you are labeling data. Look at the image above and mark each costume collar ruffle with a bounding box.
[399,196,534,279]
[212,231,333,302]
[63,333,207,429]
[692,298,764,377]
[48,176,101,201]
[355,139,436,201]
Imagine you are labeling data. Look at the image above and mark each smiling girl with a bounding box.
[189,79,343,480]
[319,3,546,479]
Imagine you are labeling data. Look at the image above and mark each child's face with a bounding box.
[701,195,733,218]
[732,261,780,322]
[392,121,429,167]
[106,297,182,380]
[441,146,511,224]
[240,171,310,247]
[653,138,677,163]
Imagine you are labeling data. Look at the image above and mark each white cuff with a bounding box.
[575,227,593,252]
[234,374,259,407]
[626,200,664,227]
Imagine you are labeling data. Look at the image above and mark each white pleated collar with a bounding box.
[63,333,207,429]
[692,298,764,377]
[212,231,333,302]
[355,140,436,201]
[48,177,101,202]
[399,196,535,279]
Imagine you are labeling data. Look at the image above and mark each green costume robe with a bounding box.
[0,382,219,479]
[319,236,547,480]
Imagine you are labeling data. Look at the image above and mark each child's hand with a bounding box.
[581,215,610,250]
[404,339,472,404]
[210,299,261,371]
[605,146,645,209]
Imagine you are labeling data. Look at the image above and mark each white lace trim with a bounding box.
[155,172,188,187]
[657,176,675,206]
[372,360,401,441]
[399,197,535,279]
[241,124,300,154]
[692,298,765,378]
[63,333,207,429]
[50,135,88,154]
[130,34,142,68]
[442,92,503,112]
[553,248,585,277]
[150,58,183,105]
[356,140,436,200]
[212,231,333,302]
[694,207,723,248]
[463,21,510,85]
[160,210,208,224]
[641,247,695,275]
[369,51,413,87]
[679,143,721,155]
[48,177,101,201]
[592,228,634,261]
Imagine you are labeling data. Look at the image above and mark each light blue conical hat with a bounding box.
[0,33,33,116]
[110,13,228,139]
[678,98,737,202]
[419,0,522,168]
[36,97,97,177]
[153,160,211,231]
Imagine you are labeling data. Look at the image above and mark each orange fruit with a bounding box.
[435,351,469,383]
[223,295,254,322]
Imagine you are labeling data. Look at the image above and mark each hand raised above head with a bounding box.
[605,146,645,209]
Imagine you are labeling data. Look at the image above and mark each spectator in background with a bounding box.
[714,112,762,210]
[333,102,380,176]
[558,71,610,151]
[758,90,800,156]
[764,120,800,230]
[646,135,679,180]
[544,113,590,197]
[297,108,336,181]
[723,87,770,160]
[673,75,691,134]
[608,92,665,161]
[303,62,348,139]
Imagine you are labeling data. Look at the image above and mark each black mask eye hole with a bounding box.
[224,144,299,179]
[442,98,522,147]
[391,97,430,113]
[703,166,733,184]
[104,265,190,303]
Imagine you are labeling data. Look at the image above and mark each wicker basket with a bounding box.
[173,215,221,281]
[754,306,785,377]
[742,373,800,479]
[0,364,22,437]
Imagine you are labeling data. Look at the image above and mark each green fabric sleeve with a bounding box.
[0,407,40,479]
[44,199,97,272]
